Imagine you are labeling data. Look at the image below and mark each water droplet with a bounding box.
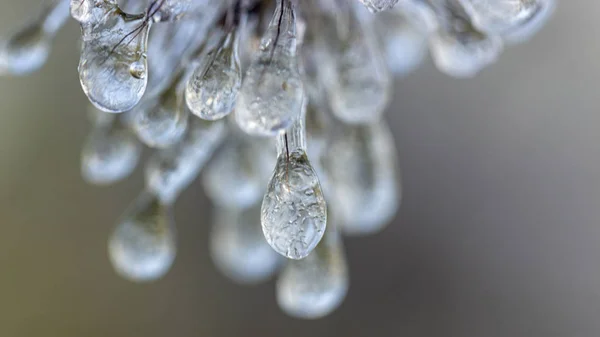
[324,121,400,235]
[145,117,227,204]
[235,0,304,136]
[131,69,189,148]
[81,116,142,185]
[358,0,399,13]
[0,0,70,75]
[108,191,176,282]
[261,114,327,260]
[78,8,150,112]
[429,1,504,77]
[316,1,391,124]
[186,27,242,121]
[210,204,282,284]
[276,221,348,319]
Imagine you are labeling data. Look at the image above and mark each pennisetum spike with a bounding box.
[108,190,176,282]
[81,110,142,185]
[261,102,327,260]
[0,0,70,76]
[276,216,349,319]
[235,0,304,136]
[324,120,400,235]
[185,4,244,121]
[210,204,283,285]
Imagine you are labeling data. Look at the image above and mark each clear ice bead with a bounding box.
[202,130,267,210]
[78,9,150,112]
[500,0,556,44]
[235,0,304,136]
[145,117,227,204]
[108,190,176,282]
[318,2,391,124]
[210,204,282,285]
[81,115,142,185]
[0,0,70,75]
[325,121,400,235]
[261,114,327,260]
[458,0,542,35]
[358,0,399,13]
[429,2,504,78]
[276,221,348,319]
[131,69,189,148]
[185,27,242,121]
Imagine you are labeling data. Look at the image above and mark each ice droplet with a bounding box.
[81,115,142,185]
[78,8,150,112]
[358,0,399,13]
[131,69,189,148]
[324,121,400,235]
[276,220,348,319]
[261,113,327,260]
[108,190,176,282]
[185,26,242,121]
[458,0,541,35]
[145,117,227,204]
[0,0,70,75]
[235,0,304,136]
[210,204,282,284]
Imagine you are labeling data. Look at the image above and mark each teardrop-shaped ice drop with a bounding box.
[131,69,189,148]
[261,115,327,260]
[203,133,266,210]
[108,191,176,282]
[78,9,150,112]
[429,3,503,77]
[145,117,227,204]
[499,0,556,44]
[210,204,283,285]
[185,28,242,121]
[324,121,400,235]
[0,0,70,76]
[318,2,391,124]
[357,0,399,13]
[235,0,304,136]
[376,2,436,76]
[276,221,349,319]
[81,115,142,185]
[457,0,541,35]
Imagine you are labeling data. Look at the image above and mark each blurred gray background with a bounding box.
[1,1,600,336]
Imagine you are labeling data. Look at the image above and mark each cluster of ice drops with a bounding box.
[1,0,554,319]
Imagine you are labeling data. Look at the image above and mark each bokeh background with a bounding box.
[2,1,600,336]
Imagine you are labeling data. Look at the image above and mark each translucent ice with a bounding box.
[108,190,176,282]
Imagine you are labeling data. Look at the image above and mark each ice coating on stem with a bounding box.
[131,68,189,148]
[81,115,142,185]
[186,27,242,121]
[261,113,327,260]
[78,7,150,112]
[108,191,176,282]
[0,0,70,75]
[145,117,227,204]
[325,121,400,235]
[235,0,304,136]
[210,204,282,284]
[276,220,348,319]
